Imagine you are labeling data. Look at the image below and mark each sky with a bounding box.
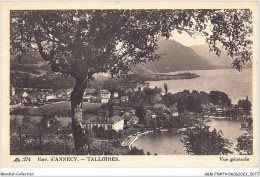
[170,32,207,47]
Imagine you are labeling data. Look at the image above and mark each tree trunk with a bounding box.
[39,134,42,147]
[18,126,22,146]
[70,78,87,153]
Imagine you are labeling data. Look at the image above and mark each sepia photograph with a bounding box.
[1,1,258,170]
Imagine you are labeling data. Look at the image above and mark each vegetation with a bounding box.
[150,113,200,130]
[149,72,200,81]
[162,90,206,113]
[236,118,253,155]
[11,63,42,75]
[136,72,200,81]
[237,96,252,115]
[92,126,122,140]
[127,146,145,155]
[181,126,233,155]
[209,91,232,106]
[236,135,253,155]
[128,87,162,106]
[136,104,147,124]
[164,83,168,94]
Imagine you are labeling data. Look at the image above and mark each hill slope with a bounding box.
[190,44,252,69]
[131,39,215,74]
[191,44,233,68]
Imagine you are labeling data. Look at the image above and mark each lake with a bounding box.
[133,119,246,155]
[134,69,252,155]
[148,69,252,104]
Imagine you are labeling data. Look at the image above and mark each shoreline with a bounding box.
[121,126,194,149]
[121,130,153,149]
[121,117,244,149]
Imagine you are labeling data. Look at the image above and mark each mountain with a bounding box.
[190,44,252,69]
[10,51,75,89]
[191,44,233,68]
[10,51,51,77]
[10,40,220,89]
[131,39,215,74]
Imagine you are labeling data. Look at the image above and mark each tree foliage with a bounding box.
[237,96,252,115]
[181,126,233,155]
[127,146,145,155]
[11,9,252,79]
[209,91,232,106]
[162,90,207,113]
[164,83,168,94]
[136,104,147,124]
[236,118,253,155]
[236,135,253,155]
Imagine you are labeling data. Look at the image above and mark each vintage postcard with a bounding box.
[1,1,259,169]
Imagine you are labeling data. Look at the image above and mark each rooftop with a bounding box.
[84,115,123,124]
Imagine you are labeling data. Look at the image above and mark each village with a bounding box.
[9,79,252,155]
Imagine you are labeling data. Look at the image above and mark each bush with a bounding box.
[127,146,145,155]
[181,125,233,155]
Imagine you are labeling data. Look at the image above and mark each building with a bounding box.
[122,112,139,127]
[153,94,162,102]
[120,96,129,102]
[216,108,224,116]
[144,81,150,87]
[90,96,101,103]
[101,98,109,104]
[46,95,57,102]
[153,103,166,110]
[100,89,110,98]
[135,83,149,91]
[22,91,28,98]
[83,89,96,102]
[161,90,166,96]
[84,116,124,131]
[10,95,20,106]
[84,88,96,95]
[147,110,157,119]
[83,94,92,102]
[113,92,119,98]
[10,87,15,96]
[99,89,110,104]
[23,88,34,92]
[170,103,179,117]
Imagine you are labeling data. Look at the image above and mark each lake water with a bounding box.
[133,119,246,155]
[134,69,251,155]
[148,69,252,104]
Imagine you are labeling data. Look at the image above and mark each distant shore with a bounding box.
[144,71,200,81]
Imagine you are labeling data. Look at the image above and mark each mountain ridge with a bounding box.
[131,38,216,75]
[190,43,252,69]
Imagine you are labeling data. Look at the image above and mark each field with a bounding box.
[11,102,103,127]
[29,101,102,115]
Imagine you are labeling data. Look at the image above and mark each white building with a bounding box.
[99,90,110,103]
[46,95,56,101]
[101,98,109,104]
[161,90,166,96]
[113,92,119,98]
[85,116,124,131]
[22,92,28,98]
[172,112,179,117]
[11,87,15,96]
[100,89,110,99]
